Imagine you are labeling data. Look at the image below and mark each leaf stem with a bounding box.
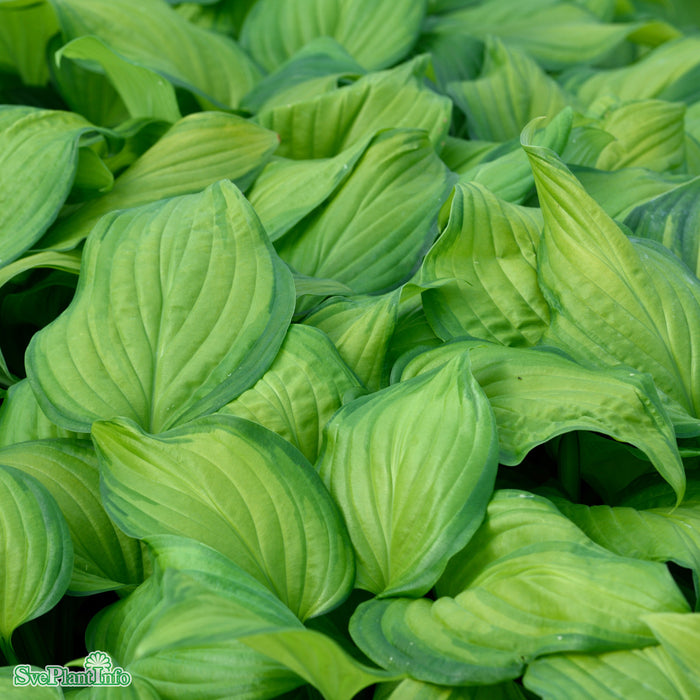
[0,634,19,664]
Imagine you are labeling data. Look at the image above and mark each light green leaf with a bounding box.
[303,291,400,392]
[573,166,689,219]
[241,37,365,113]
[552,479,700,584]
[375,678,527,699]
[567,36,700,105]
[93,415,355,620]
[241,628,397,700]
[350,491,689,686]
[0,666,65,698]
[594,99,686,172]
[28,181,294,433]
[0,107,95,266]
[0,1,59,85]
[318,355,498,597]
[240,0,427,72]
[624,176,700,278]
[0,465,73,649]
[425,0,638,70]
[246,138,370,243]
[87,567,304,699]
[421,183,548,347]
[448,38,571,142]
[257,56,453,159]
[644,612,700,685]
[40,111,279,252]
[399,341,686,499]
[276,129,453,294]
[386,294,443,371]
[57,36,181,122]
[0,439,144,595]
[523,645,696,700]
[48,0,261,108]
[523,137,700,428]
[218,324,363,464]
[0,380,84,447]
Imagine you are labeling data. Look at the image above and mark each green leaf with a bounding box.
[48,0,261,108]
[318,354,498,597]
[593,99,687,172]
[0,465,73,648]
[57,36,181,123]
[87,566,304,699]
[28,181,294,433]
[256,56,453,159]
[399,341,686,500]
[246,138,370,244]
[276,129,453,294]
[375,678,527,699]
[0,380,85,447]
[644,612,700,685]
[350,491,690,686]
[624,176,700,278]
[93,415,355,620]
[303,291,399,392]
[523,136,700,427]
[421,182,548,347]
[0,107,95,266]
[218,324,362,464]
[240,0,427,72]
[0,666,65,698]
[241,628,397,700]
[0,1,59,85]
[523,645,696,700]
[426,0,638,70]
[448,38,571,142]
[40,112,279,252]
[240,37,365,113]
[0,439,144,595]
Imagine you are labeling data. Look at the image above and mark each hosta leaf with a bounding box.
[0,439,144,595]
[425,0,637,70]
[87,567,304,699]
[375,678,527,699]
[421,183,548,347]
[523,136,700,428]
[0,380,83,448]
[257,57,452,159]
[552,478,700,581]
[624,176,700,278]
[594,100,686,172]
[567,36,700,105]
[644,612,700,684]
[448,38,571,142]
[523,645,696,700]
[241,629,397,700]
[386,294,443,370]
[0,107,95,266]
[246,138,370,243]
[276,129,453,294]
[318,354,498,597]
[218,325,362,464]
[0,465,72,647]
[93,415,354,620]
[240,38,365,113]
[0,1,59,85]
[350,491,689,686]
[240,0,427,72]
[0,666,65,699]
[29,181,294,433]
[303,291,399,392]
[40,112,279,252]
[48,0,261,109]
[399,341,685,499]
[57,36,181,123]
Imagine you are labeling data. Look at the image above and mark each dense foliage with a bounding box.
[1,0,700,697]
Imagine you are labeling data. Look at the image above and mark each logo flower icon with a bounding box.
[84,651,113,672]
